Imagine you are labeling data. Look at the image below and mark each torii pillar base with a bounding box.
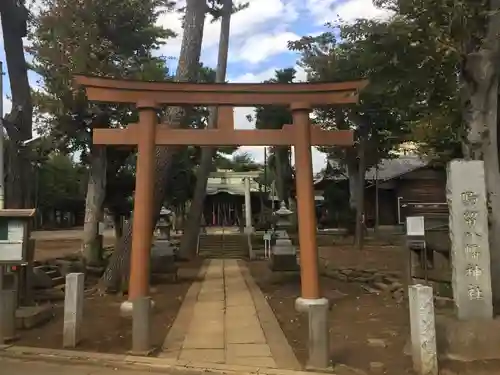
[296,297,331,369]
[120,299,156,318]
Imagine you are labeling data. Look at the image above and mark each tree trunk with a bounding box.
[5,143,24,208]
[99,0,207,292]
[82,145,107,265]
[1,1,32,210]
[1,1,32,141]
[274,146,290,204]
[113,214,123,241]
[346,152,359,211]
[178,0,232,259]
[354,136,366,249]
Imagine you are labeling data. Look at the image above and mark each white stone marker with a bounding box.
[244,177,253,233]
[408,284,438,375]
[447,160,493,320]
[63,272,84,348]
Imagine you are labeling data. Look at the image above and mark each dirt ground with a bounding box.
[32,229,115,261]
[249,244,412,375]
[249,242,500,375]
[17,259,201,354]
[17,228,200,354]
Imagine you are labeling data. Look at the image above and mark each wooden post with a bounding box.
[128,101,157,302]
[291,103,320,300]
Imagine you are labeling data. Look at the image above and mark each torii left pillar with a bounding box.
[120,100,157,325]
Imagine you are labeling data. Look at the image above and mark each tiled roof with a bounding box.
[316,156,429,184]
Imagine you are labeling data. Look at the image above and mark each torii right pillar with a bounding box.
[292,103,330,369]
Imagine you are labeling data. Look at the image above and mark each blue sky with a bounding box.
[1,0,390,172]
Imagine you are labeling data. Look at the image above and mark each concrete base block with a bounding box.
[295,297,329,313]
[16,305,53,329]
[132,296,152,354]
[435,314,500,361]
[295,297,331,369]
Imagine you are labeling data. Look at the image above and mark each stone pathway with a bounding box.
[161,259,300,370]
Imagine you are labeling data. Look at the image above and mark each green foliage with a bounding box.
[322,181,355,232]
[37,153,86,210]
[249,68,295,202]
[165,148,198,208]
[288,14,462,163]
[249,68,295,131]
[28,0,175,154]
[28,0,177,213]
[370,0,495,159]
[213,152,261,172]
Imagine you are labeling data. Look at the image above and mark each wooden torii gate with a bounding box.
[74,75,366,334]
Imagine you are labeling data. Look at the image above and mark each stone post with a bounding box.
[244,177,253,233]
[447,160,493,320]
[63,272,84,348]
[408,284,438,375]
[0,289,17,343]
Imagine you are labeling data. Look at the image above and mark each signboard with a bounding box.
[263,233,271,241]
[0,220,25,263]
[406,216,425,237]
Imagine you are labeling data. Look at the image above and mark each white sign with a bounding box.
[406,216,425,236]
[263,233,271,241]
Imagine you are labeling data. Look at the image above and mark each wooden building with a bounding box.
[313,156,447,227]
[204,170,271,227]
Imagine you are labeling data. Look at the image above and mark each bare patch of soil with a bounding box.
[250,243,500,375]
[16,260,202,355]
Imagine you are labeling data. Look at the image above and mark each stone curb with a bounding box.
[0,345,365,375]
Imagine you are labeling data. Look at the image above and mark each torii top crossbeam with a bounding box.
[74,75,367,106]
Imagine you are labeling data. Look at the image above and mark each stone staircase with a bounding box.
[198,234,249,259]
[32,263,65,289]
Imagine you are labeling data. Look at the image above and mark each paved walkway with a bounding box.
[161,259,300,370]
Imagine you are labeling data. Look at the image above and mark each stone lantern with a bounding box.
[270,201,299,271]
[156,207,171,240]
[151,207,176,276]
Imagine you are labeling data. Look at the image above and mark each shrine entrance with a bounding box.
[74,75,367,366]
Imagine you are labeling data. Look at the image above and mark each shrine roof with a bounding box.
[315,156,429,185]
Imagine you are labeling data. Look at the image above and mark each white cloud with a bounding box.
[334,0,393,22]
[231,68,279,84]
[306,0,393,25]
[156,0,393,70]
[157,0,300,65]
[231,31,300,64]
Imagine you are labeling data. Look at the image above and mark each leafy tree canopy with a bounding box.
[289,13,462,163]
[28,0,175,155]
